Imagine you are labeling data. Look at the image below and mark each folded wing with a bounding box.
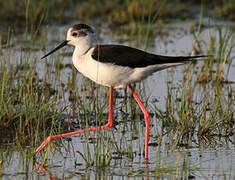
[91,45,207,68]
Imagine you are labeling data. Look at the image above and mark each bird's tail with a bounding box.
[155,55,210,64]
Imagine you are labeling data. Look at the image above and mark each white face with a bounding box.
[40,24,96,59]
[66,27,96,47]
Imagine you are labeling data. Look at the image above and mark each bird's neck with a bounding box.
[74,42,93,57]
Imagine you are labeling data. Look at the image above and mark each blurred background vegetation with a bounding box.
[0,0,234,31]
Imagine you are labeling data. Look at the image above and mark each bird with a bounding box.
[36,23,207,160]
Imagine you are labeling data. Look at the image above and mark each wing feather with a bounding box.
[91,45,207,68]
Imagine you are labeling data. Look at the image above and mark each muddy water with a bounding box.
[0,21,235,179]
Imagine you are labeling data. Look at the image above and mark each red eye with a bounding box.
[72,32,78,36]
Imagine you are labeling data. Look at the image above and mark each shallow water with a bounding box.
[0,20,235,179]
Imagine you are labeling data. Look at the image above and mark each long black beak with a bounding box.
[41,40,69,59]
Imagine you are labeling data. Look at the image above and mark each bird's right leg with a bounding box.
[128,85,150,160]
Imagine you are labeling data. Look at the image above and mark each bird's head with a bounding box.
[66,24,96,47]
[41,24,96,59]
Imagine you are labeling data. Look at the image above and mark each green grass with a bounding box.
[0,32,65,148]
[193,27,235,83]
[152,27,235,148]
[1,17,234,170]
[0,0,234,173]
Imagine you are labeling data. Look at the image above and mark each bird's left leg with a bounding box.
[128,85,150,160]
[35,86,114,153]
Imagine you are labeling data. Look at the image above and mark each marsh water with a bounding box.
[0,20,235,179]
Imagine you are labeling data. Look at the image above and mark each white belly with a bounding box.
[73,54,134,88]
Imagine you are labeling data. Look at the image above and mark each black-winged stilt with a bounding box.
[36,24,207,160]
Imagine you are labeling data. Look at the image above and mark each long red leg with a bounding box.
[36,86,114,153]
[128,85,150,160]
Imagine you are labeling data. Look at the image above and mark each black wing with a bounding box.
[91,45,207,68]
